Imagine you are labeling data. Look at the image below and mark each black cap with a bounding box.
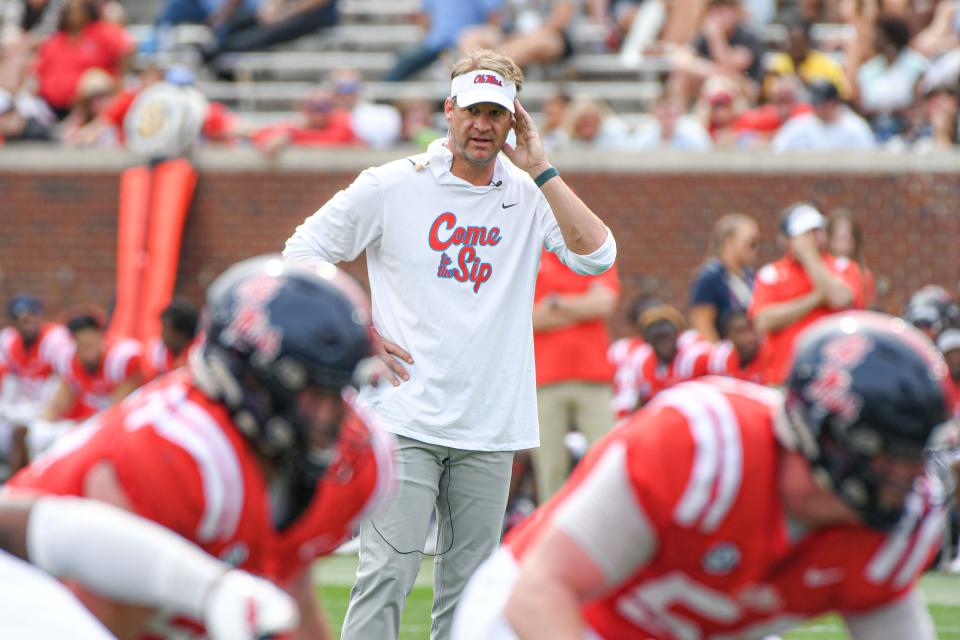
[808,80,840,105]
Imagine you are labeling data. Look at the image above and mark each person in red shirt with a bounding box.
[33,0,134,118]
[453,311,955,640]
[734,73,813,144]
[827,207,877,309]
[749,202,864,385]
[144,299,200,380]
[31,311,143,455]
[0,295,71,473]
[532,250,619,502]
[251,87,359,156]
[7,255,395,640]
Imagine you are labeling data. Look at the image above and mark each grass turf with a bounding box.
[317,554,960,639]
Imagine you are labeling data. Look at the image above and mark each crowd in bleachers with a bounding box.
[1,0,959,152]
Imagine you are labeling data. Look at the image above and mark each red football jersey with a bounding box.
[56,338,143,420]
[608,337,646,419]
[7,369,395,637]
[702,339,769,385]
[505,377,944,639]
[143,337,197,380]
[0,323,71,383]
[609,331,710,418]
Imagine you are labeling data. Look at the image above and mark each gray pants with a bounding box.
[341,434,513,640]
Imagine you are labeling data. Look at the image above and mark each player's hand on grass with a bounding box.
[373,329,413,387]
[204,569,299,640]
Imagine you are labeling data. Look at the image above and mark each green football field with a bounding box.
[315,555,960,639]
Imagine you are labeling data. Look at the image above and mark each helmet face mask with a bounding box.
[194,256,371,482]
[785,312,954,531]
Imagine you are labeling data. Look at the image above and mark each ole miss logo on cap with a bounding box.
[474,73,503,87]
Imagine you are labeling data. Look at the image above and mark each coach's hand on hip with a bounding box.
[373,329,413,387]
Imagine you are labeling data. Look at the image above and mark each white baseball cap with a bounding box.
[782,203,826,237]
[451,69,516,114]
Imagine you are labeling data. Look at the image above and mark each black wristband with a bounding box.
[534,166,559,188]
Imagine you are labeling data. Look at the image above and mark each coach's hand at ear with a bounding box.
[502,99,551,178]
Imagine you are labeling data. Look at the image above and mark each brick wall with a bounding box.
[2,163,958,338]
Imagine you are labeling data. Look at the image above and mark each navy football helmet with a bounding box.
[785,311,955,530]
[192,255,371,476]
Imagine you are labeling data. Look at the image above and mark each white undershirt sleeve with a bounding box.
[556,227,617,275]
[26,496,228,620]
[843,589,937,640]
[552,441,657,585]
[283,168,385,264]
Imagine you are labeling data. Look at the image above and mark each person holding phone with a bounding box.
[283,47,617,640]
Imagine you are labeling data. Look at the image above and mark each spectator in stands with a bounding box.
[668,0,764,106]
[201,0,339,64]
[59,67,119,147]
[251,86,358,155]
[531,248,619,503]
[33,0,133,118]
[914,0,960,59]
[629,92,712,149]
[539,91,570,152]
[688,212,758,341]
[749,202,864,385]
[329,68,401,149]
[855,14,927,141]
[908,83,959,151]
[150,0,257,51]
[0,86,54,142]
[457,0,576,70]
[766,12,851,99]
[384,0,502,81]
[694,74,747,147]
[396,97,443,148]
[772,79,876,151]
[100,65,240,148]
[827,208,877,309]
[560,96,630,149]
[734,73,812,145]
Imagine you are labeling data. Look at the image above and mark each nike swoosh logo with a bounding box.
[502,203,519,209]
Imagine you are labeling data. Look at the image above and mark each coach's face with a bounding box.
[445,98,512,167]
